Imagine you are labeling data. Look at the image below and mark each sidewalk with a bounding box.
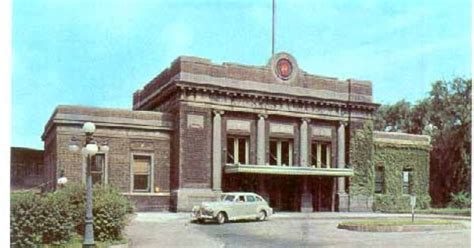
[273,211,472,221]
[131,211,471,222]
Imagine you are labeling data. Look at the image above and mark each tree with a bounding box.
[374,99,412,132]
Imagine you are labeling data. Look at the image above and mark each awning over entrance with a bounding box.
[224,164,354,177]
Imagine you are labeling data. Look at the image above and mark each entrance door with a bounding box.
[312,177,335,211]
[268,175,300,211]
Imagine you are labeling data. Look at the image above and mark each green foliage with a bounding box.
[93,185,133,241]
[349,121,374,196]
[373,194,431,212]
[373,77,471,206]
[448,192,471,209]
[10,192,75,247]
[349,120,432,211]
[373,99,412,132]
[372,145,431,211]
[54,183,86,234]
[11,192,43,247]
[416,207,471,216]
[10,183,133,246]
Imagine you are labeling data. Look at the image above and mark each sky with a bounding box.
[11,0,472,149]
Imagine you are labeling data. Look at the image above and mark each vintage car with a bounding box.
[191,192,273,224]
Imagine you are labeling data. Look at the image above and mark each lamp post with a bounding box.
[68,122,109,247]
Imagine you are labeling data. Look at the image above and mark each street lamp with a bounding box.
[68,122,109,247]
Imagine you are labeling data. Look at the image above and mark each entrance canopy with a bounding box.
[224,164,353,177]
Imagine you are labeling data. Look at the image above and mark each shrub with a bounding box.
[10,192,42,247]
[10,192,75,246]
[10,183,134,246]
[55,183,86,234]
[37,193,75,244]
[449,192,471,209]
[93,185,133,241]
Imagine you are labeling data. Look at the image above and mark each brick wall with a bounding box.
[179,104,212,188]
[42,106,173,211]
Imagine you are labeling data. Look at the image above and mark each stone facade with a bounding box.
[37,52,431,212]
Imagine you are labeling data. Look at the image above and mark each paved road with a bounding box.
[125,212,471,248]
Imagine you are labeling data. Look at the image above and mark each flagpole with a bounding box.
[272,0,275,55]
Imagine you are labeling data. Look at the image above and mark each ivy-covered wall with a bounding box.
[348,120,431,212]
[349,121,374,196]
[373,142,431,211]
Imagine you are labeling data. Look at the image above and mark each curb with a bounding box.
[337,223,466,232]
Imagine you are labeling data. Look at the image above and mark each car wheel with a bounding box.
[197,219,205,224]
[257,210,266,221]
[216,212,226,224]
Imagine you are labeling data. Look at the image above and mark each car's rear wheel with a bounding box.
[216,212,226,224]
[257,210,266,221]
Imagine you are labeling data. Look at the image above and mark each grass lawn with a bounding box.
[416,208,471,216]
[340,218,456,226]
[379,208,470,216]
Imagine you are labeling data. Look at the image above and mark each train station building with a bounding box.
[41,53,431,212]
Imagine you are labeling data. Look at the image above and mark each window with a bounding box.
[375,167,384,193]
[246,195,256,202]
[227,136,249,164]
[222,194,236,202]
[132,155,152,192]
[311,142,331,168]
[269,139,293,166]
[91,154,105,185]
[402,170,412,194]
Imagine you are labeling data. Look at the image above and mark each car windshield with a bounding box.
[221,194,236,202]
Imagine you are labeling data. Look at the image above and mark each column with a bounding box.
[337,121,349,211]
[257,114,267,165]
[299,118,309,167]
[212,110,224,191]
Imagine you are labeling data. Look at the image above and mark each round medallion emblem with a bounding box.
[276,58,293,80]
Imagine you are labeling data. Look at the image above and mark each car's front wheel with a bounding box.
[216,212,226,224]
[257,210,266,221]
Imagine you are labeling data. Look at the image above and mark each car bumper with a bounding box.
[191,211,215,220]
[268,208,274,216]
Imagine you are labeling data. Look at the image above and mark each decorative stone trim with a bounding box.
[226,120,250,132]
[269,123,294,135]
[268,52,299,84]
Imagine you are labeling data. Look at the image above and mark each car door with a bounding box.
[245,195,259,217]
[233,194,247,219]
